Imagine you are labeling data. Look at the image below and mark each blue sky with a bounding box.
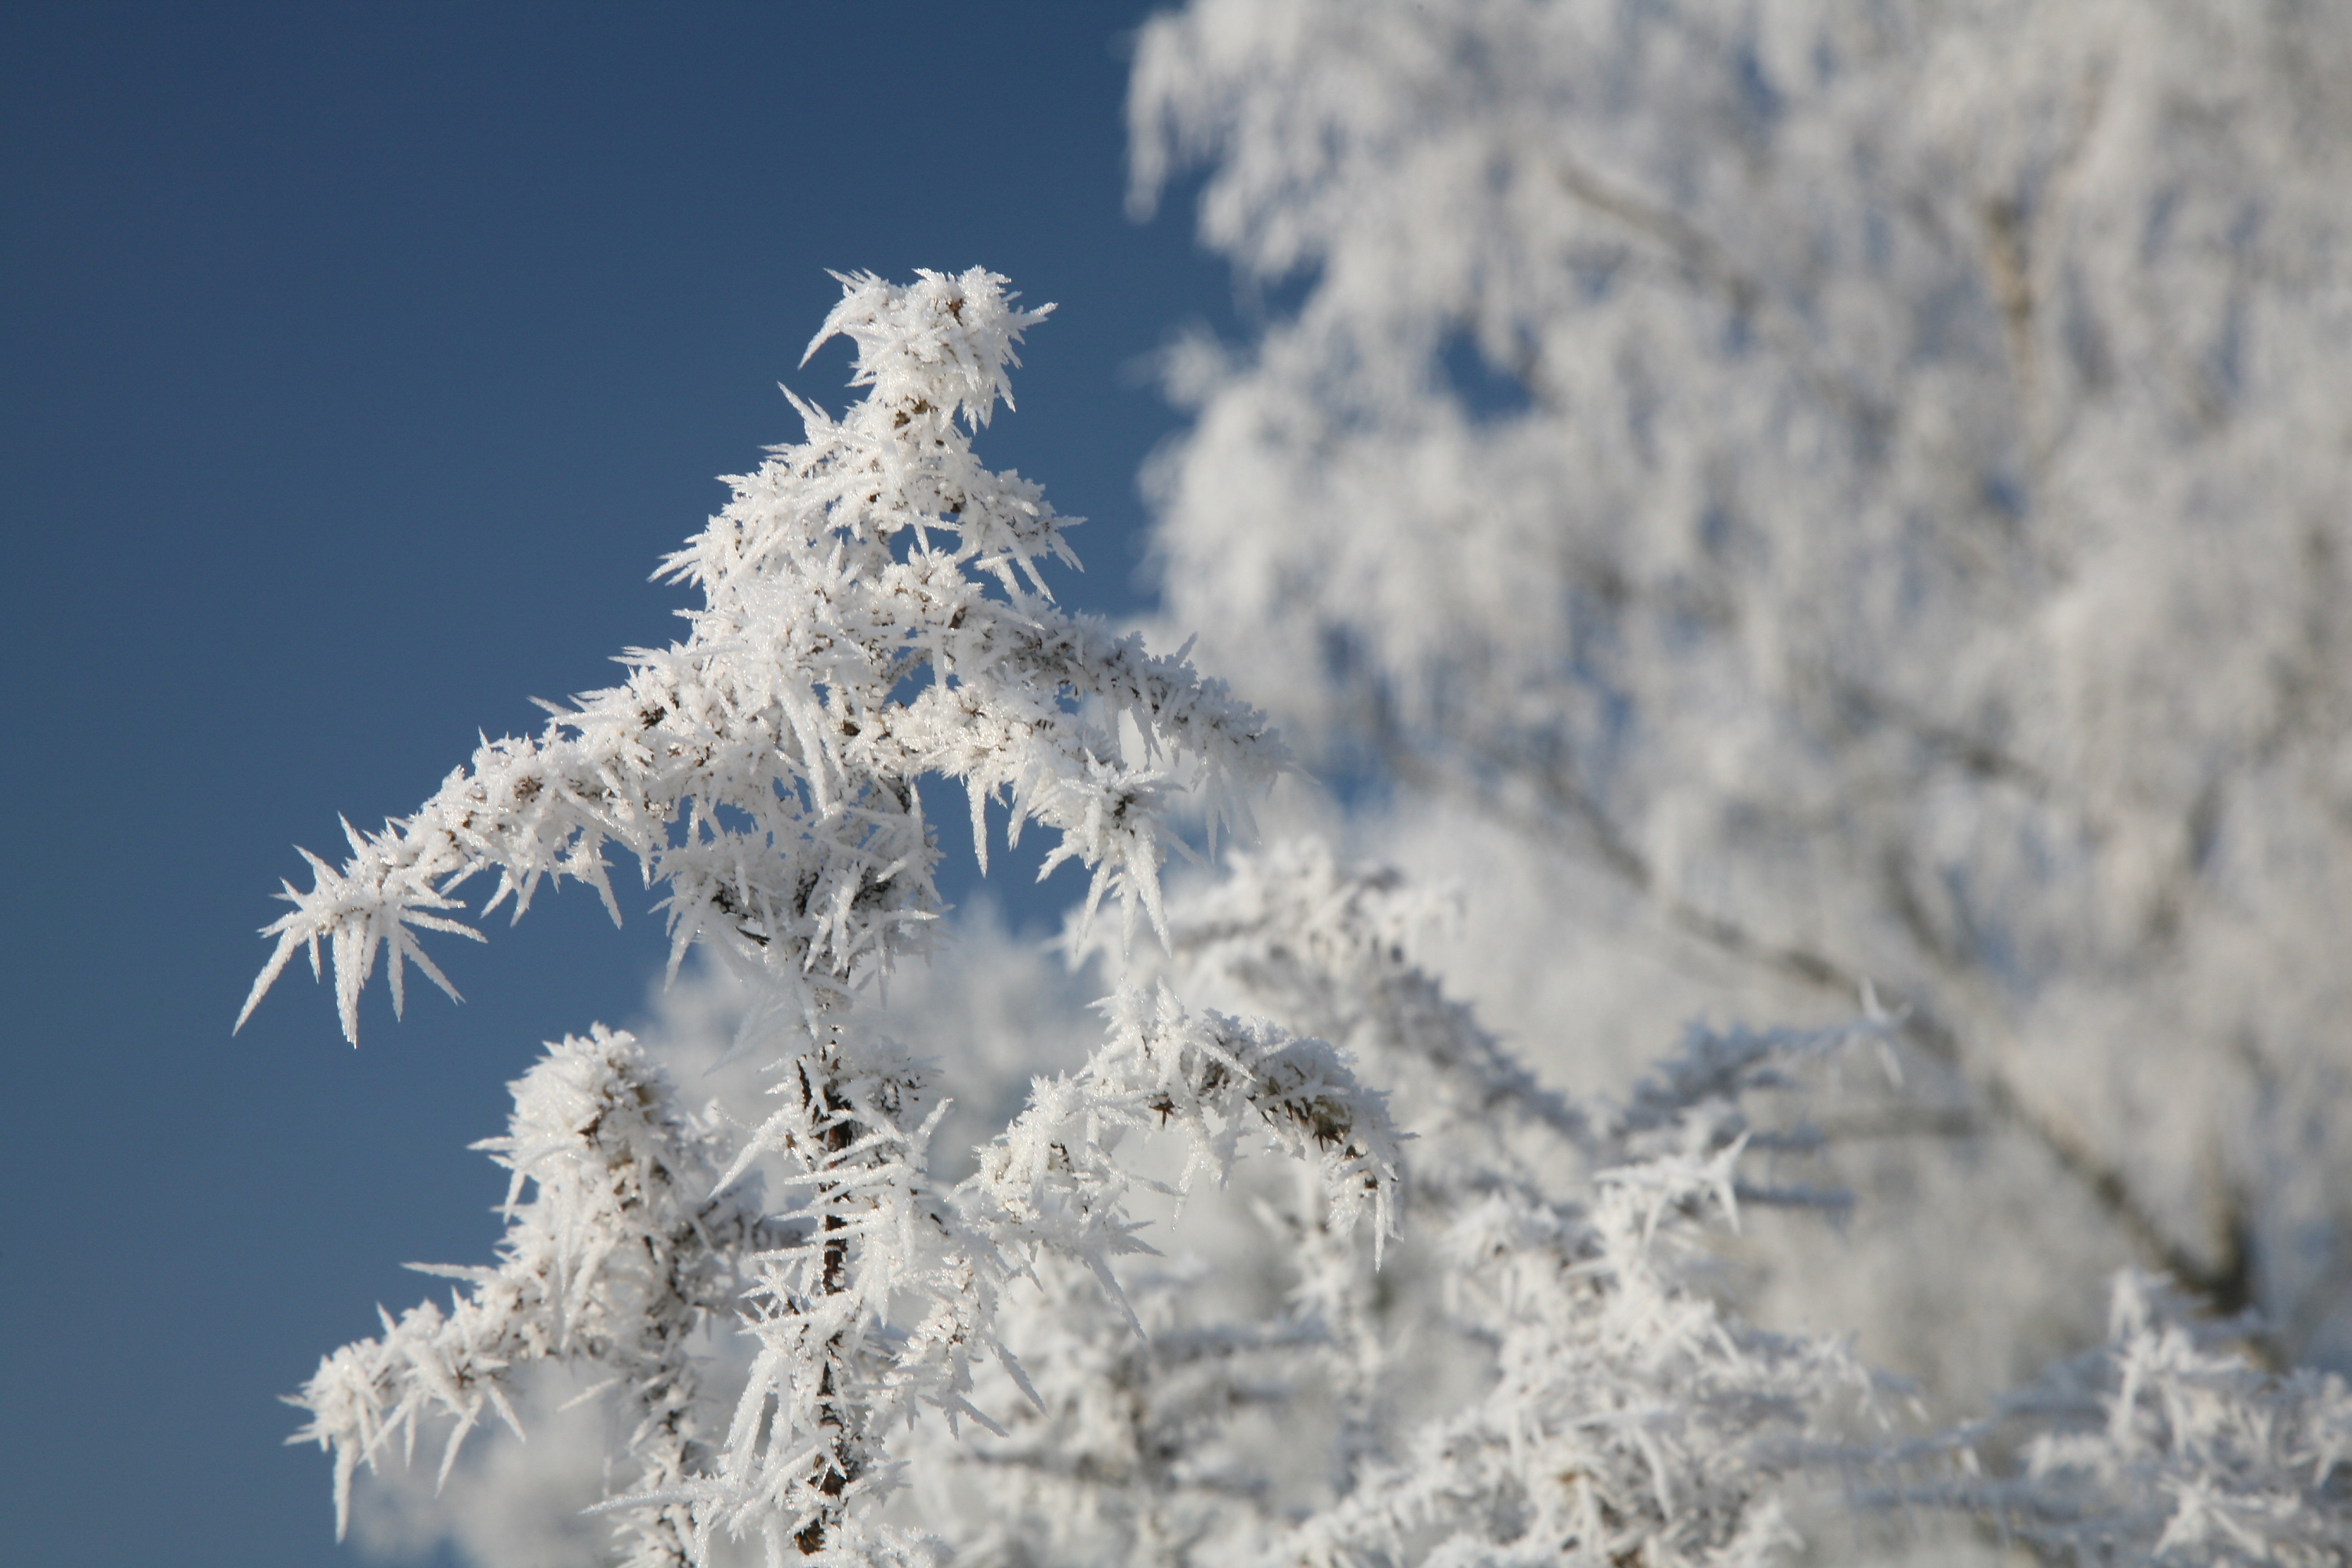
[0,5,1240,1562]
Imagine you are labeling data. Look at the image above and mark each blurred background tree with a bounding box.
[1131,0,2352,1396]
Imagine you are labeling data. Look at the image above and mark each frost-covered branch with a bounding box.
[241,267,1285,1047]
[270,271,1308,1566]
[1116,839,1591,1151]
[965,982,1403,1276]
[1886,1272,2352,1566]
[1287,1009,1886,1568]
[290,1028,774,1568]
[1117,839,1896,1566]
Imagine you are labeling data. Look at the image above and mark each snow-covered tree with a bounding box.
[252,266,2349,1566]
[1131,0,2352,1388]
[249,270,1396,1564]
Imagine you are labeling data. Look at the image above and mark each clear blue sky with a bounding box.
[0,5,1240,1562]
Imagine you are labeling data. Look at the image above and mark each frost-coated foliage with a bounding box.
[240,267,1281,1048]
[259,267,2351,1568]
[1891,1272,2352,1566]
[1140,844,1893,1568]
[256,272,1398,1565]
[1132,0,2352,1377]
[1119,843,2352,1566]
[290,1027,778,1566]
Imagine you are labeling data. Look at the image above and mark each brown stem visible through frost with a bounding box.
[794,1058,863,1556]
